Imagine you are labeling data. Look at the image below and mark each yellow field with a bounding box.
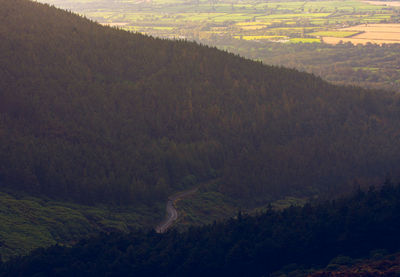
[364,1,400,7]
[100,22,129,27]
[356,31,400,40]
[322,23,400,45]
[341,23,400,32]
[239,25,268,30]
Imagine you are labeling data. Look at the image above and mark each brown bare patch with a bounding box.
[322,24,400,45]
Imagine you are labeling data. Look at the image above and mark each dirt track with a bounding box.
[155,187,198,233]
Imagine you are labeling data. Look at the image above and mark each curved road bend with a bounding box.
[155,187,198,233]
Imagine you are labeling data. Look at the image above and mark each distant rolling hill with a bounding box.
[1,0,400,209]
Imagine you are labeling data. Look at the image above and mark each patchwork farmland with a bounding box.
[36,0,400,92]
[37,0,400,45]
[321,24,400,44]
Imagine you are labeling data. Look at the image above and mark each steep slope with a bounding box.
[1,0,400,207]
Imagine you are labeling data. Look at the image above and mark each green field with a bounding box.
[309,30,361,38]
[174,180,308,230]
[234,35,288,41]
[289,37,321,43]
[37,0,400,44]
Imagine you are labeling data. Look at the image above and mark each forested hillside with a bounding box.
[217,38,400,92]
[1,0,400,207]
[2,182,400,276]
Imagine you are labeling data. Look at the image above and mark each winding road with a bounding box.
[155,187,198,233]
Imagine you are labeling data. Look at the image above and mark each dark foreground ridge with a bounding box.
[1,0,400,209]
[2,182,400,276]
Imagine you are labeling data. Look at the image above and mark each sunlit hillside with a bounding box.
[37,0,400,91]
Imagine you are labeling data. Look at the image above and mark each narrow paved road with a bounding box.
[155,187,198,233]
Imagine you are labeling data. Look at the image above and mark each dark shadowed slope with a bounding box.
[1,0,400,208]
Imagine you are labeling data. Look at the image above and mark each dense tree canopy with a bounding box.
[1,0,400,206]
[2,182,400,276]
[212,37,400,92]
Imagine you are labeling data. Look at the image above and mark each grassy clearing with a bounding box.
[174,180,250,230]
[175,189,238,230]
[252,196,309,214]
[175,181,309,230]
[0,191,163,261]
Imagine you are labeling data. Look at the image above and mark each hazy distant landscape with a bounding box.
[36,0,400,91]
[37,0,400,43]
